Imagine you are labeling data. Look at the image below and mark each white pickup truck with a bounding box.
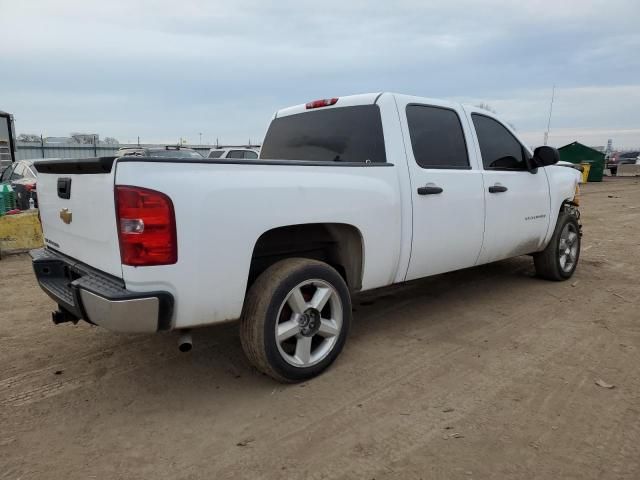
[31,93,582,382]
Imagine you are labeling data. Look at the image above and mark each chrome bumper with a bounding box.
[30,248,173,333]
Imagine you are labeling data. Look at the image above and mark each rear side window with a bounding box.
[208,150,224,159]
[244,150,258,159]
[227,150,245,159]
[261,105,387,163]
[472,114,528,171]
[406,105,469,169]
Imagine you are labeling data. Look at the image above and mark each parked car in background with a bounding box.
[207,147,259,159]
[116,146,204,159]
[607,151,640,175]
[0,159,37,209]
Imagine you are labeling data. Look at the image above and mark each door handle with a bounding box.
[488,185,508,193]
[57,178,72,199]
[417,185,443,195]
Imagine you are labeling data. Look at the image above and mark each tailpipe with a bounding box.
[178,330,192,353]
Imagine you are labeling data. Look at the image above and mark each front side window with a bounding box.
[406,105,469,169]
[261,105,387,163]
[472,114,528,171]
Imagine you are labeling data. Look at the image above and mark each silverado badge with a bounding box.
[59,208,72,224]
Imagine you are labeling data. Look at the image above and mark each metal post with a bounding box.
[544,85,555,146]
[93,135,97,157]
[41,135,45,159]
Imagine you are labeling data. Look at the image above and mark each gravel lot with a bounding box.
[1,178,639,480]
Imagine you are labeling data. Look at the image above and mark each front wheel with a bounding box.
[534,211,581,281]
[240,258,351,383]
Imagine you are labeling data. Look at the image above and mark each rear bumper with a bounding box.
[30,248,173,333]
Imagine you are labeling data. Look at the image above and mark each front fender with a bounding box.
[541,165,581,247]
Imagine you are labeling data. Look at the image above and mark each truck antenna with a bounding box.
[544,84,555,146]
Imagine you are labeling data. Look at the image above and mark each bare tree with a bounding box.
[103,137,119,145]
[17,133,41,143]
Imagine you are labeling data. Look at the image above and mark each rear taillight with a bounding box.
[305,98,338,109]
[115,186,177,266]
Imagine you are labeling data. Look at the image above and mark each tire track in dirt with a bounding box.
[180,266,611,479]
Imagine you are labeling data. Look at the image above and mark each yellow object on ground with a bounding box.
[580,163,591,183]
[0,211,44,255]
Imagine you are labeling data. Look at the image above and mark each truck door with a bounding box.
[467,111,551,264]
[399,99,485,280]
[0,112,16,171]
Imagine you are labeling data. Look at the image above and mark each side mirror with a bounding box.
[533,146,560,167]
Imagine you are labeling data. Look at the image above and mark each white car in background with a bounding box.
[207,147,259,160]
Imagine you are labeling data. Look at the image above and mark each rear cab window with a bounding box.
[208,150,225,159]
[260,104,387,163]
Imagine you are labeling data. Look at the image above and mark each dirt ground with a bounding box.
[1,178,639,480]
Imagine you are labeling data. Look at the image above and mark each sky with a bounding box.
[1,0,639,149]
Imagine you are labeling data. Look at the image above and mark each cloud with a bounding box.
[1,0,639,146]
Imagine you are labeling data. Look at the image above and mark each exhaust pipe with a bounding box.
[178,330,192,353]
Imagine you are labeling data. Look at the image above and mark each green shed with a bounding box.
[558,141,605,182]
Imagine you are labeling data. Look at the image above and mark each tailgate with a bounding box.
[34,158,122,278]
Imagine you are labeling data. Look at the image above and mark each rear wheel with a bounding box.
[240,258,351,382]
[534,211,581,281]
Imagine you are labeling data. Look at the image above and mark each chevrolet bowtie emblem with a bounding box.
[59,208,72,224]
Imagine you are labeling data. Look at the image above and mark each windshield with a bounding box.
[147,149,203,159]
[260,105,387,163]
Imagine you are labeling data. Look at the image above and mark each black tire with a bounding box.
[534,211,581,281]
[240,258,352,383]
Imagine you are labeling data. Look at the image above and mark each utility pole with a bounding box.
[199,132,202,145]
[544,84,555,146]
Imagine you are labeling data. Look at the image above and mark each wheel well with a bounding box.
[248,223,364,292]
